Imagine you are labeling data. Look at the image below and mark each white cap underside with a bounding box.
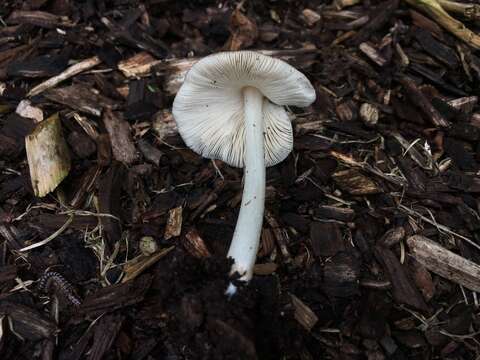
[172,51,316,168]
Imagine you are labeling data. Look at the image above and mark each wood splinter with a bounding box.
[25,113,71,197]
[407,235,480,293]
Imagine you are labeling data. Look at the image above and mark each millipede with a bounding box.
[38,271,82,307]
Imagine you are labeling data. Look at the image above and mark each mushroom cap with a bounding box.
[172,51,316,168]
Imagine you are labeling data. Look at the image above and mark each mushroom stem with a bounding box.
[227,86,266,282]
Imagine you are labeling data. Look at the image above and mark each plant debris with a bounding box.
[1,0,480,358]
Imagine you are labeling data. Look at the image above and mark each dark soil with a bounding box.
[1,0,480,359]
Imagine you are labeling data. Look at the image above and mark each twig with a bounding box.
[211,160,224,180]
[404,0,480,49]
[27,56,101,97]
[408,235,480,292]
[437,0,480,21]
[329,150,407,187]
[399,204,480,251]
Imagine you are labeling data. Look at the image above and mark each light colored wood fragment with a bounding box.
[407,235,480,292]
[16,100,43,123]
[447,96,477,113]
[359,103,379,126]
[290,294,318,331]
[359,42,387,66]
[164,206,183,240]
[122,246,174,283]
[334,0,361,9]
[183,228,211,258]
[301,9,322,26]
[117,52,161,78]
[25,113,71,197]
[152,109,178,140]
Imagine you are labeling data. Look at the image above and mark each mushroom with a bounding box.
[172,51,316,289]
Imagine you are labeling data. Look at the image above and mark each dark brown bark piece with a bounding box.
[87,314,125,360]
[293,135,331,151]
[281,213,310,234]
[400,77,450,127]
[67,130,97,158]
[101,17,167,59]
[0,133,19,158]
[409,64,467,96]
[314,205,355,222]
[322,252,361,298]
[1,113,35,140]
[378,227,406,247]
[414,28,459,68]
[0,265,17,283]
[356,292,390,339]
[409,10,444,39]
[129,338,159,360]
[0,302,57,340]
[207,319,257,360]
[97,162,124,254]
[408,258,435,302]
[375,246,428,311]
[448,123,480,142]
[137,139,163,166]
[393,330,427,349]
[78,274,152,317]
[96,134,112,167]
[325,121,376,140]
[310,222,344,257]
[7,53,69,78]
[396,158,427,193]
[346,53,380,79]
[103,109,139,165]
[444,138,476,171]
[0,175,27,201]
[7,10,74,28]
[392,96,425,125]
[58,322,95,360]
[349,0,400,45]
[32,213,98,232]
[44,84,115,117]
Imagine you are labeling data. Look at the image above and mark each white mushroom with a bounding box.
[172,51,316,288]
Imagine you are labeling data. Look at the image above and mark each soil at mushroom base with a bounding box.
[143,247,304,360]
